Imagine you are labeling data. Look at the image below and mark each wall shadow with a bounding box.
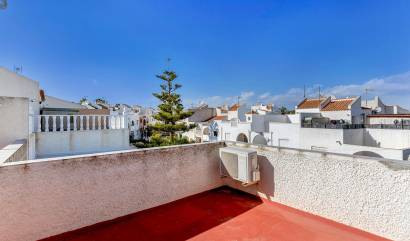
[257,155,275,199]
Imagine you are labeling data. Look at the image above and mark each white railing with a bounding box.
[33,115,128,133]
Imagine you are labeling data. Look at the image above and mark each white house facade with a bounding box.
[0,67,130,162]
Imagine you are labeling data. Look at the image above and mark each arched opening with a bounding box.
[236,133,248,143]
[353,151,383,158]
[252,134,267,145]
[203,127,210,135]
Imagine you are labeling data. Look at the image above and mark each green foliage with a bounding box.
[79,97,88,104]
[279,106,295,115]
[95,98,107,104]
[0,0,7,9]
[146,70,194,147]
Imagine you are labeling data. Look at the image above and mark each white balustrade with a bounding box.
[33,114,128,133]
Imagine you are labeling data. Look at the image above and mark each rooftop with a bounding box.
[297,98,323,109]
[229,103,240,111]
[41,186,388,241]
[211,115,227,121]
[1,142,408,241]
[321,98,355,111]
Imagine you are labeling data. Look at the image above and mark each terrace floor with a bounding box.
[41,186,390,241]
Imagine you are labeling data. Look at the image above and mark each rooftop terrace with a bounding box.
[41,186,388,241]
[1,142,409,241]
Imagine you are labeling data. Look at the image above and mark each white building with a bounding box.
[0,67,130,162]
[296,96,364,124]
[205,96,410,160]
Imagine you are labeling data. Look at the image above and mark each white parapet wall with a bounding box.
[35,129,130,158]
[0,142,224,241]
[225,141,410,241]
[33,114,131,158]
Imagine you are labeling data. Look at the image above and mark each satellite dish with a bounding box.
[0,0,7,9]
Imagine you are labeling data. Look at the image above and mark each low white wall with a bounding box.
[269,123,407,160]
[0,139,27,163]
[0,142,224,241]
[225,142,410,241]
[35,129,130,158]
[364,128,410,149]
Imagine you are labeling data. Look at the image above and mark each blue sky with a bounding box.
[1,0,410,108]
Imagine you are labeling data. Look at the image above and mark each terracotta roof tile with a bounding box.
[297,99,323,109]
[229,104,240,111]
[321,98,354,111]
[211,116,227,121]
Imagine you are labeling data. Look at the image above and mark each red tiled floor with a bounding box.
[41,186,390,241]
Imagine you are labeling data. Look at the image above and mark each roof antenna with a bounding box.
[13,65,23,74]
[303,85,306,98]
[237,96,241,106]
[166,58,171,70]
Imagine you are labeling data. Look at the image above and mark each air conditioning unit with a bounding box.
[219,146,260,185]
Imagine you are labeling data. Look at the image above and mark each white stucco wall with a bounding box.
[251,114,289,133]
[225,142,410,241]
[0,142,224,241]
[364,129,410,149]
[368,117,410,125]
[321,110,351,122]
[295,108,320,113]
[220,121,251,143]
[35,129,130,158]
[0,97,30,149]
[268,122,406,159]
[0,67,40,101]
[268,122,301,147]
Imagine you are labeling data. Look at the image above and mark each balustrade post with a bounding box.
[67,116,71,132]
[85,116,89,130]
[52,116,57,132]
[73,116,77,131]
[97,116,101,130]
[37,116,41,132]
[45,116,49,132]
[80,116,83,130]
[59,116,64,132]
[107,116,111,129]
[120,115,124,129]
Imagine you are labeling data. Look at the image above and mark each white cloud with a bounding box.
[190,71,410,109]
[240,91,255,101]
[259,71,410,109]
[258,92,270,100]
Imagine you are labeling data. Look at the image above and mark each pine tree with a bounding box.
[149,70,194,144]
